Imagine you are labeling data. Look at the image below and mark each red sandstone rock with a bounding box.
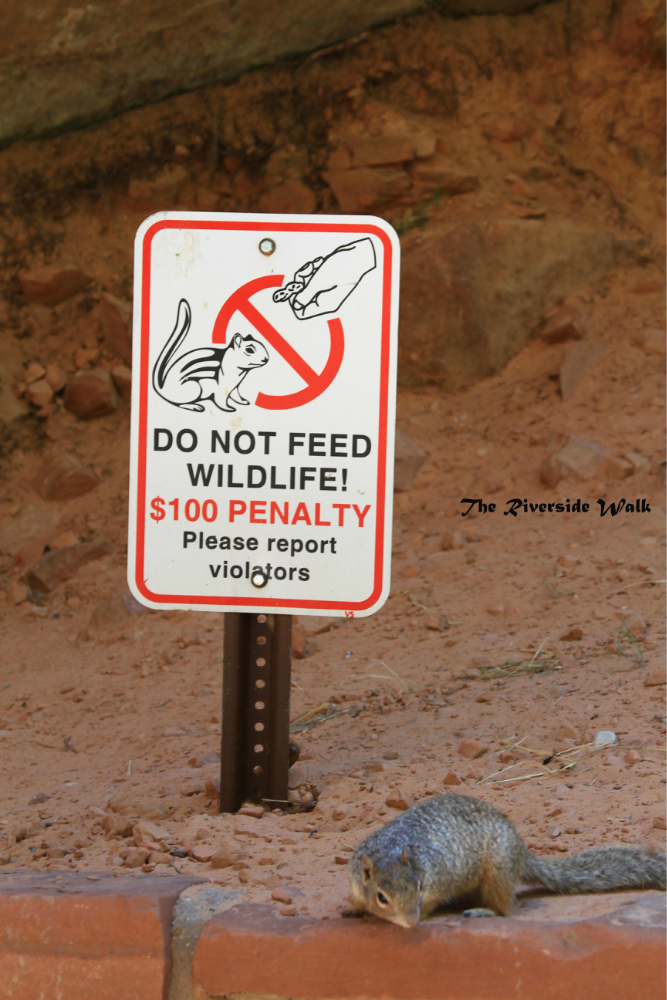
[98,292,133,364]
[193,896,667,1000]
[457,739,486,760]
[291,623,306,659]
[443,770,462,786]
[24,379,53,408]
[111,364,132,400]
[64,368,118,418]
[540,436,607,487]
[538,305,588,344]
[257,179,316,214]
[43,363,67,393]
[26,540,113,593]
[18,264,90,306]
[323,166,410,213]
[384,788,413,810]
[33,451,100,501]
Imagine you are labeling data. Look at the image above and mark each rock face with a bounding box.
[18,265,90,306]
[398,218,633,390]
[64,369,119,419]
[0,0,554,147]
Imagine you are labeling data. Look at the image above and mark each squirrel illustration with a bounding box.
[348,792,666,927]
[152,299,269,412]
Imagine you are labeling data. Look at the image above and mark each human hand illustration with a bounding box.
[273,237,376,320]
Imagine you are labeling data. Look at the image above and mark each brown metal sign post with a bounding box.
[220,612,292,813]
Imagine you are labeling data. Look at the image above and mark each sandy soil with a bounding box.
[0,3,664,922]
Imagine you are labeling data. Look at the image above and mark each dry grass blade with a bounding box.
[290,701,352,733]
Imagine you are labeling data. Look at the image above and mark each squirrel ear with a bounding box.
[400,845,410,866]
[361,856,376,882]
[232,333,243,348]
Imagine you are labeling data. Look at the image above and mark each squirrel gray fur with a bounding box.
[348,792,666,927]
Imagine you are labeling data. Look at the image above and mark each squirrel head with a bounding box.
[361,846,421,928]
[230,332,269,369]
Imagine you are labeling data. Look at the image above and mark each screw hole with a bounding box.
[255,700,265,710]
[253,765,262,775]
[255,722,264,732]
[257,635,267,645]
[257,614,267,623]
[256,679,265,689]
[254,744,264,753]
[256,657,266,667]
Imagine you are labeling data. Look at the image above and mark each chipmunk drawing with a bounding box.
[152,299,269,412]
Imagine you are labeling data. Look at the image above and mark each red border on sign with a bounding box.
[134,219,393,611]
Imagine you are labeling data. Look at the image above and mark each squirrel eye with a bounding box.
[377,891,389,906]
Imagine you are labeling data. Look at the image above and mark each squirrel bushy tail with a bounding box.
[153,299,191,394]
[523,846,666,894]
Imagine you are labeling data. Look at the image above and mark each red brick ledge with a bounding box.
[193,894,666,1000]
[0,872,201,1000]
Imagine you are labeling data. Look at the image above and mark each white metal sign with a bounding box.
[128,212,399,617]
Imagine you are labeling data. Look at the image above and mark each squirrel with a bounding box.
[152,298,269,413]
[348,792,666,928]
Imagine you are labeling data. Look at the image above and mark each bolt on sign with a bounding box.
[128,213,399,617]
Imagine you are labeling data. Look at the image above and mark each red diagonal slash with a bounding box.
[211,274,344,410]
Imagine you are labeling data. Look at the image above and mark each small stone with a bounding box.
[28,792,50,805]
[258,856,274,866]
[6,580,28,605]
[132,820,167,848]
[443,770,462,786]
[625,750,641,765]
[44,364,67,393]
[280,905,297,916]
[19,265,90,306]
[458,740,487,760]
[101,815,133,837]
[538,306,588,345]
[548,825,562,839]
[188,751,220,769]
[653,816,666,830]
[556,724,578,740]
[33,450,100,501]
[644,671,666,687]
[394,429,427,492]
[205,778,221,799]
[560,626,583,641]
[384,788,413,811]
[616,610,646,639]
[541,436,607,488]
[110,365,132,400]
[191,844,216,863]
[332,805,348,821]
[125,848,151,868]
[272,887,292,904]
[24,362,46,383]
[291,623,306,659]
[26,539,113,593]
[487,606,505,617]
[45,847,68,858]
[211,843,243,869]
[633,328,665,358]
[441,530,467,551]
[64,369,118,419]
[475,693,492,704]
[623,452,650,475]
[98,293,133,364]
[74,347,100,370]
[383,752,399,761]
[605,456,634,480]
[24,379,53,409]
[425,612,446,632]
[593,730,617,746]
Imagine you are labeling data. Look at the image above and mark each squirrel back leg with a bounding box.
[473,859,516,916]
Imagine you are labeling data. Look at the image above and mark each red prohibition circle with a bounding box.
[211,274,344,409]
